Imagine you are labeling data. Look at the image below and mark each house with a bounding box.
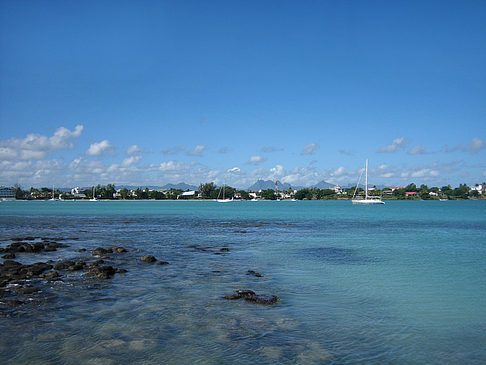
[0,186,15,200]
[429,191,438,197]
[471,184,483,194]
[389,186,405,192]
[179,190,196,199]
[332,185,343,193]
[405,191,418,197]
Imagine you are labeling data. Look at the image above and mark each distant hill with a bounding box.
[247,179,296,191]
[311,180,335,189]
[160,183,198,191]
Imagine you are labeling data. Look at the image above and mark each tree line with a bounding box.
[10,182,486,200]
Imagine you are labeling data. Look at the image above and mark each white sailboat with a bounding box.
[352,160,385,205]
[216,184,233,203]
[90,186,98,201]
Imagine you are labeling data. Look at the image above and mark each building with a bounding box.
[0,186,15,200]
[405,191,418,197]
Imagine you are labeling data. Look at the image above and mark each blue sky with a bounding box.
[1,0,485,189]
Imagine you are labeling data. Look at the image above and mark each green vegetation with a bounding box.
[7,182,486,201]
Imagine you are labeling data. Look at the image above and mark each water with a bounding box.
[0,200,485,364]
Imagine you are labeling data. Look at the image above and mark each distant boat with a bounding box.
[352,160,385,205]
[216,184,233,203]
[90,187,98,201]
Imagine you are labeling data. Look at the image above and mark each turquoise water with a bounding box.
[1,200,485,364]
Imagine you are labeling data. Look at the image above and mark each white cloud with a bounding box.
[301,143,319,155]
[408,145,428,155]
[158,161,187,172]
[378,137,407,153]
[187,145,206,156]
[218,146,229,154]
[121,155,141,167]
[228,167,240,172]
[261,146,281,153]
[410,168,440,178]
[86,140,114,156]
[126,145,142,155]
[0,125,83,160]
[332,166,346,176]
[270,164,284,177]
[464,137,484,153]
[247,155,267,165]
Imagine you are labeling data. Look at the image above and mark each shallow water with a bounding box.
[1,200,485,364]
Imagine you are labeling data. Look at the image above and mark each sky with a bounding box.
[1,0,485,189]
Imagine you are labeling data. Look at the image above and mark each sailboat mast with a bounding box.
[365,159,368,200]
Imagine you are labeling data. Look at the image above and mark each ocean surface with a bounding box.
[0,200,485,364]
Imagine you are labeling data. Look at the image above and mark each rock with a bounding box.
[116,268,127,273]
[236,289,256,297]
[224,293,242,300]
[141,255,156,263]
[13,286,40,294]
[93,247,113,256]
[41,270,61,280]
[54,261,75,270]
[156,261,169,265]
[220,248,230,252]
[68,262,85,271]
[77,248,87,252]
[86,265,116,279]
[247,270,263,277]
[244,294,279,305]
[224,289,279,305]
[2,253,16,259]
[2,299,24,306]
[113,247,127,253]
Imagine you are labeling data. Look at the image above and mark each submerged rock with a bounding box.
[13,286,40,294]
[156,261,169,265]
[86,265,116,279]
[224,289,279,305]
[141,255,156,263]
[2,253,16,259]
[247,270,263,277]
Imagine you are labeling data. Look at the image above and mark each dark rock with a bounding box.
[113,247,127,253]
[220,248,230,252]
[13,286,40,294]
[224,293,242,300]
[224,289,279,305]
[236,289,256,297]
[77,248,87,252]
[247,270,263,277]
[89,259,105,267]
[116,268,127,273]
[53,261,75,270]
[2,299,24,306]
[93,247,113,256]
[41,271,61,280]
[156,261,169,265]
[22,263,53,277]
[86,265,116,279]
[141,255,156,263]
[68,262,85,271]
[244,294,279,305]
[2,253,16,259]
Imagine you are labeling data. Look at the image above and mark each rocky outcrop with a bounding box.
[224,289,279,305]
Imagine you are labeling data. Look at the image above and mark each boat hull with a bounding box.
[352,199,385,205]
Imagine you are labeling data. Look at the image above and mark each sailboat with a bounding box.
[49,185,56,201]
[216,184,233,203]
[90,186,98,201]
[352,160,385,205]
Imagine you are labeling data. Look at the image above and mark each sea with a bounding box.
[0,200,485,364]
